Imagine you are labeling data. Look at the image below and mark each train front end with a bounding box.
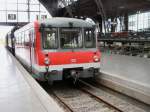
[35,18,101,83]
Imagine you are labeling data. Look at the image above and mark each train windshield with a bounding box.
[42,28,58,49]
[60,28,83,49]
[84,28,96,48]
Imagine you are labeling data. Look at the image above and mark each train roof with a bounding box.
[39,17,95,28]
[14,18,95,34]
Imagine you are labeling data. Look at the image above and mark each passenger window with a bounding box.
[24,31,30,46]
[29,30,35,47]
[19,33,22,45]
[21,32,24,46]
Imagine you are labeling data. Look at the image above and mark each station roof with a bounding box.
[103,0,150,17]
[39,0,150,19]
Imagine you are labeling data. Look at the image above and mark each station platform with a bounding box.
[97,53,150,105]
[0,45,64,112]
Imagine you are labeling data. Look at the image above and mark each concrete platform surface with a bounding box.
[0,46,64,112]
[98,53,150,105]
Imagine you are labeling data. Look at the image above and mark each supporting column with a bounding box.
[124,13,128,31]
[94,0,107,33]
[94,15,103,32]
[111,17,117,32]
[98,16,103,32]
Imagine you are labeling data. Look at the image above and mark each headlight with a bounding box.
[44,57,50,65]
[93,55,100,62]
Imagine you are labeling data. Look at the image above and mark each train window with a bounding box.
[17,36,19,45]
[60,28,83,49]
[84,28,96,48]
[21,32,24,46]
[15,35,18,44]
[42,28,58,49]
[18,33,22,45]
[24,31,30,46]
[29,30,35,47]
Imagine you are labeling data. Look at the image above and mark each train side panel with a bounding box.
[14,23,37,72]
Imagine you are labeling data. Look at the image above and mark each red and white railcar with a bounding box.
[14,17,101,83]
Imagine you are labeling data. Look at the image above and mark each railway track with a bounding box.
[77,79,150,112]
[40,76,150,112]
[45,79,150,112]
[78,80,123,112]
[49,82,121,112]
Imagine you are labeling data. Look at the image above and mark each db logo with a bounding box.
[71,59,77,63]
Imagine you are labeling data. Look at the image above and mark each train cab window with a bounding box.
[42,28,58,49]
[60,28,83,49]
[84,28,96,48]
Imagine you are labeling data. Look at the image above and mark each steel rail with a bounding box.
[78,79,123,112]
[50,89,74,112]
